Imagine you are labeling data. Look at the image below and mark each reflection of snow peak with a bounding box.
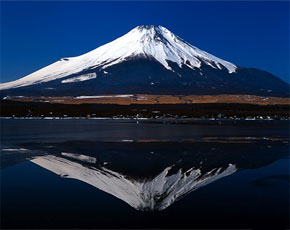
[31,155,236,211]
[61,152,97,163]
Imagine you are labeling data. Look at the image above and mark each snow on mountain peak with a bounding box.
[0,25,236,90]
[118,24,237,72]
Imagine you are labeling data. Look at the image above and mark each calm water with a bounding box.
[1,119,289,229]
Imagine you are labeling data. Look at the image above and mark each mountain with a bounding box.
[0,25,289,97]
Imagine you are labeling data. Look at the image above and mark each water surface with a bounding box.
[1,119,289,229]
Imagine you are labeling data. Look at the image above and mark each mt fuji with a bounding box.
[0,25,288,97]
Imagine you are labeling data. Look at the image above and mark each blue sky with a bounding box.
[1,1,289,83]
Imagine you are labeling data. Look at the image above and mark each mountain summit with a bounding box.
[0,25,288,96]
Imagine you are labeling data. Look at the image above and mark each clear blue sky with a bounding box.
[1,1,289,83]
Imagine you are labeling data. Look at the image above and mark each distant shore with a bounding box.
[1,96,289,119]
[3,94,290,105]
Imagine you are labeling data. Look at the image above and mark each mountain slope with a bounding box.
[0,25,288,97]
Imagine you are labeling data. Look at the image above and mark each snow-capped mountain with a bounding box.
[0,25,288,96]
[31,154,236,211]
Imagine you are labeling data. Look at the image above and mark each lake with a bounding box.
[1,118,289,229]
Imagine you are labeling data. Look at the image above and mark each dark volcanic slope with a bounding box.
[1,56,289,97]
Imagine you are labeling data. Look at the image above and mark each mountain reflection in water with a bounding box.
[2,139,287,211]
